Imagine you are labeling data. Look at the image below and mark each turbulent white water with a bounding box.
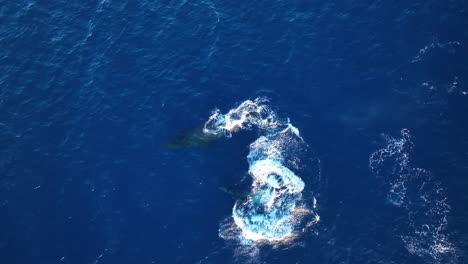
[204,98,318,243]
[369,129,458,263]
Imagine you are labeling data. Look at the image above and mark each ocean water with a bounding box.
[1,0,468,263]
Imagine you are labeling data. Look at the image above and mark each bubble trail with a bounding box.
[204,98,318,243]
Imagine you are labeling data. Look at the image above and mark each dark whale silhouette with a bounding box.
[162,124,222,149]
[219,185,250,200]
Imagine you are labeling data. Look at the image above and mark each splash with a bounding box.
[204,98,318,243]
[369,129,458,263]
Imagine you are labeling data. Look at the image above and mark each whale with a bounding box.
[162,124,222,149]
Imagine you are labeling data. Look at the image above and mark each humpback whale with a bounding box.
[162,124,222,149]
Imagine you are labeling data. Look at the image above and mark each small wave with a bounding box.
[369,129,458,263]
[204,98,319,244]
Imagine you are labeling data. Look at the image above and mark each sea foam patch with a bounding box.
[204,98,318,243]
[369,129,458,263]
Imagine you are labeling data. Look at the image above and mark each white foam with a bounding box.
[205,98,317,243]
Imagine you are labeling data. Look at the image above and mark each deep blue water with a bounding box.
[1,0,468,263]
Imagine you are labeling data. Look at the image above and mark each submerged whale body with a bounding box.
[219,185,250,200]
[163,124,222,149]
